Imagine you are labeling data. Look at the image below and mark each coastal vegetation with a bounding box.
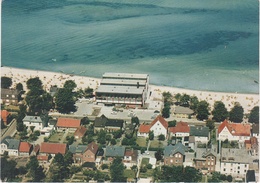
[248,106,259,124]
[196,100,210,121]
[212,101,229,122]
[229,102,244,123]
[1,76,12,89]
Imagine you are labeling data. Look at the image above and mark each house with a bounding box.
[220,148,251,178]
[123,149,138,168]
[217,120,251,142]
[74,126,87,139]
[94,115,124,133]
[245,137,258,156]
[37,155,49,164]
[163,142,186,166]
[105,146,125,161]
[1,88,19,105]
[40,142,67,156]
[69,142,98,164]
[56,117,81,132]
[149,116,168,137]
[137,124,150,138]
[168,122,190,145]
[190,126,209,143]
[137,116,168,137]
[251,124,259,140]
[23,115,44,131]
[0,136,20,156]
[173,106,194,118]
[19,142,33,156]
[193,148,217,174]
[1,110,11,125]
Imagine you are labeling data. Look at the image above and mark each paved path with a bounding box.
[59,129,69,143]
[1,119,17,139]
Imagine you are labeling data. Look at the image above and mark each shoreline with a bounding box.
[1,66,259,113]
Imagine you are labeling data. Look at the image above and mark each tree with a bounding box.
[64,151,74,166]
[112,130,122,139]
[131,116,139,126]
[55,88,76,114]
[168,120,176,127]
[97,130,107,144]
[229,102,244,123]
[111,138,116,145]
[16,104,26,132]
[174,93,181,103]
[162,106,170,118]
[1,157,17,181]
[212,101,228,122]
[110,157,126,182]
[64,80,77,91]
[226,175,233,182]
[190,96,199,111]
[158,134,165,141]
[85,87,94,97]
[26,77,42,90]
[81,117,90,125]
[26,156,45,182]
[1,77,12,89]
[155,149,163,161]
[180,94,191,107]
[196,100,210,121]
[206,120,215,131]
[16,83,23,91]
[149,131,154,140]
[248,106,259,124]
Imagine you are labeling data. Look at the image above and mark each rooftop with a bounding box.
[174,106,194,115]
[96,85,144,95]
[105,146,125,157]
[150,115,168,129]
[56,117,81,128]
[23,116,43,123]
[40,142,67,155]
[218,120,251,136]
[19,142,32,152]
[100,78,147,86]
[221,148,252,163]
[190,126,209,137]
[69,145,88,154]
[169,121,190,134]
[102,73,148,80]
[1,136,20,150]
[164,142,186,157]
[139,124,151,133]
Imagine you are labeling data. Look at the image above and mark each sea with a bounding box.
[2,0,259,94]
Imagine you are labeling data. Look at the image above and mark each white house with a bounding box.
[218,120,251,142]
[220,148,251,178]
[123,149,138,168]
[0,136,20,156]
[149,116,168,137]
[23,115,43,131]
[189,126,209,143]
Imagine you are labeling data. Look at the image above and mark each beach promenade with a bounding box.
[1,66,259,113]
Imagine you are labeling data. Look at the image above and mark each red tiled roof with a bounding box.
[19,142,32,152]
[56,118,81,128]
[40,142,67,155]
[169,121,190,134]
[150,115,168,129]
[1,110,10,122]
[37,155,48,161]
[139,124,151,133]
[86,142,98,154]
[74,126,87,137]
[218,120,251,136]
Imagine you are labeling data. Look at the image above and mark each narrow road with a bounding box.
[1,119,17,139]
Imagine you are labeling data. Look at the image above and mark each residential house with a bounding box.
[173,106,194,118]
[69,142,98,164]
[56,117,81,132]
[163,142,186,166]
[39,142,67,156]
[245,137,258,156]
[0,136,20,156]
[137,116,168,137]
[251,124,259,140]
[220,148,251,178]
[1,110,11,125]
[188,136,195,150]
[37,155,49,164]
[193,148,217,174]
[105,146,125,162]
[23,115,44,131]
[217,120,251,142]
[74,126,87,139]
[169,121,190,146]
[1,88,19,105]
[19,142,33,156]
[190,126,209,143]
[123,149,138,168]
[94,115,124,133]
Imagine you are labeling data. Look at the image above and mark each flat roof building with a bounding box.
[96,72,149,106]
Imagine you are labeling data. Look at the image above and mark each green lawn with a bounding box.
[141,158,149,166]
[150,140,164,148]
[124,169,136,179]
[139,169,153,178]
[48,132,64,142]
[136,137,147,147]
[201,175,207,182]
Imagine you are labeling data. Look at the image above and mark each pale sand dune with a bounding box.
[2,66,259,113]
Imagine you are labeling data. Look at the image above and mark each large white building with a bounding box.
[95,73,149,106]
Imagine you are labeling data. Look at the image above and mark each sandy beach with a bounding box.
[1,66,259,113]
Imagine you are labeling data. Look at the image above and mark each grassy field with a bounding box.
[124,169,136,179]
[136,137,147,147]
[141,158,149,166]
[150,140,164,148]
[139,169,153,178]
[48,132,64,142]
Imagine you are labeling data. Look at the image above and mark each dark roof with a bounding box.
[164,142,185,157]
[106,119,124,128]
[97,149,104,156]
[246,170,256,182]
[252,124,259,134]
[94,115,108,127]
[1,136,20,150]
[190,126,209,137]
[48,119,57,126]
[69,145,88,154]
[86,142,98,155]
[105,146,125,157]
[1,88,19,97]
[124,149,138,162]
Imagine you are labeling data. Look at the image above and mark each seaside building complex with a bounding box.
[95,73,149,107]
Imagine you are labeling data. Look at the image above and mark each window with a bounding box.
[244,170,247,173]
[244,164,247,168]
[208,162,210,165]
[223,168,226,171]
[211,162,214,165]
[238,171,240,174]
[238,166,240,169]
[175,154,178,157]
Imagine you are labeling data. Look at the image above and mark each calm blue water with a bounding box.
[2,0,259,93]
